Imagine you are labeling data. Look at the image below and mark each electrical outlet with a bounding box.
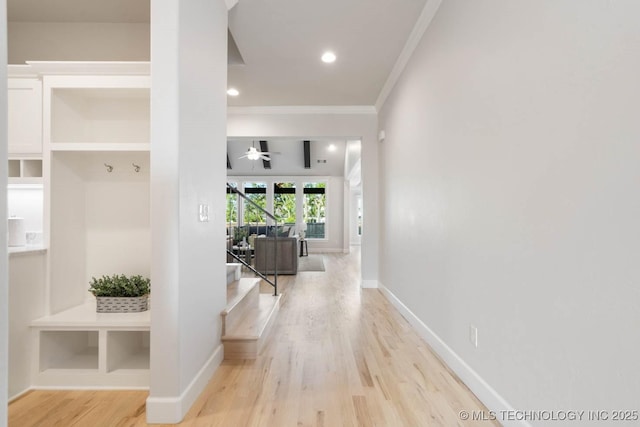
[469,325,478,348]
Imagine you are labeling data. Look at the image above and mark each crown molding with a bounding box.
[228,105,377,115]
[375,0,443,112]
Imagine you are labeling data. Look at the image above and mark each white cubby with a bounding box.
[39,330,99,371]
[7,158,43,183]
[8,159,21,178]
[31,301,150,388]
[107,331,150,372]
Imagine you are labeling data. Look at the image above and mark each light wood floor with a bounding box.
[9,249,500,427]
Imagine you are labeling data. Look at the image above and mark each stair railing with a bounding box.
[226,183,278,296]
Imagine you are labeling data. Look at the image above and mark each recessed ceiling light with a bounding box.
[328,144,336,152]
[321,51,336,63]
[227,88,239,96]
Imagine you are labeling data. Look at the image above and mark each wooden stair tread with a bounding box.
[222,294,280,340]
[223,278,261,315]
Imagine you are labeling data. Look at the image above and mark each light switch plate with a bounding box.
[198,204,209,222]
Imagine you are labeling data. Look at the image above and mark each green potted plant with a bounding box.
[89,274,150,313]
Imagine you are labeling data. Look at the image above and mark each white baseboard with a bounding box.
[308,248,343,253]
[9,388,33,403]
[378,283,530,427]
[146,343,224,424]
[361,280,379,289]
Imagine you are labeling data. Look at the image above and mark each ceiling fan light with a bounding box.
[247,147,261,160]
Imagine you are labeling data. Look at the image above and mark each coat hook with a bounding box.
[104,163,113,173]
[132,163,141,173]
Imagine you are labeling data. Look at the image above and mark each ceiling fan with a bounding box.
[239,141,275,161]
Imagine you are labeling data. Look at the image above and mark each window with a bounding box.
[274,182,296,225]
[226,182,238,227]
[243,182,267,226]
[303,182,326,239]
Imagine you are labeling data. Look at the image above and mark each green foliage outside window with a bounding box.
[304,182,326,224]
[274,182,296,224]
[244,182,267,224]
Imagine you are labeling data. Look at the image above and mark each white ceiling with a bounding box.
[227,0,428,106]
[7,0,423,175]
[7,0,428,107]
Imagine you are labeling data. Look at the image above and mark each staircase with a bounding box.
[222,183,283,359]
[221,266,281,359]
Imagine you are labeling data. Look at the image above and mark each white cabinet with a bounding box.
[30,62,152,389]
[8,78,42,154]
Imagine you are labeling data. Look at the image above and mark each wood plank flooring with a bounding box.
[9,249,500,426]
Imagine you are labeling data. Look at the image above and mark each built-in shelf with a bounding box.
[49,86,150,146]
[31,301,150,388]
[31,301,151,329]
[39,331,99,371]
[28,64,153,390]
[8,158,43,184]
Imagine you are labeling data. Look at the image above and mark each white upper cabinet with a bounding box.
[8,78,43,154]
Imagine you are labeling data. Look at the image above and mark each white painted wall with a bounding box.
[1,1,9,423]
[8,22,150,64]
[228,109,379,284]
[349,189,361,246]
[378,0,640,422]
[148,0,228,422]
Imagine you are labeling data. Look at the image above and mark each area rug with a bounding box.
[298,255,325,272]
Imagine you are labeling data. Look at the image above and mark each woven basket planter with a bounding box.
[96,295,149,313]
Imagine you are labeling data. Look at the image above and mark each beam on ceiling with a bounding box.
[303,140,311,169]
[260,140,271,169]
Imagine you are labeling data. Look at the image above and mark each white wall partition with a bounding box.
[1,1,9,423]
[378,0,640,424]
[148,0,228,423]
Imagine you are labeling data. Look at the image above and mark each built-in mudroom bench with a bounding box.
[30,301,150,388]
[8,61,152,394]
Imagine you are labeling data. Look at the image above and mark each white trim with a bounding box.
[378,283,530,427]
[146,344,224,424]
[26,61,150,76]
[7,65,38,78]
[361,280,379,289]
[375,0,443,111]
[8,388,34,403]
[228,106,377,115]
